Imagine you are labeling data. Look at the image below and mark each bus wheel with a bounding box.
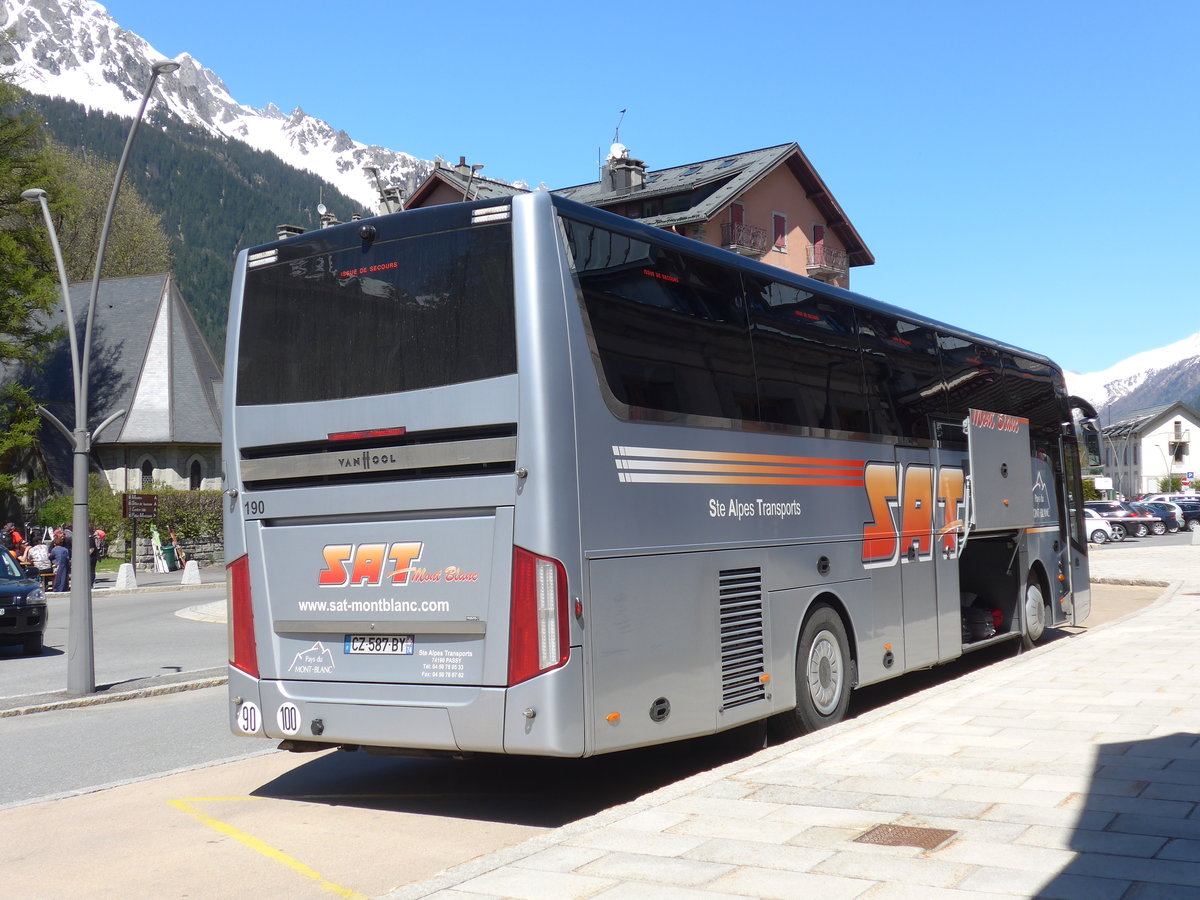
[1022,576,1049,648]
[795,606,851,733]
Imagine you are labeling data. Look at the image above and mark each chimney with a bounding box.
[601,143,646,193]
[277,224,305,240]
[455,155,471,175]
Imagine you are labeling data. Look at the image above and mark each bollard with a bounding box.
[1193,527,1200,546]
[181,559,201,585]
[114,562,138,590]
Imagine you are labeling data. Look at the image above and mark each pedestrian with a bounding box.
[87,522,101,586]
[167,525,185,570]
[49,535,70,593]
[2,522,20,552]
[22,537,51,579]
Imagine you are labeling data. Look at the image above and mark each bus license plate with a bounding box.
[344,635,414,655]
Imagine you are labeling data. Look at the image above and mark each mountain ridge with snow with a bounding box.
[0,0,428,209]
[1066,330,1200,421]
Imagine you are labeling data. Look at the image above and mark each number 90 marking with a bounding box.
[236,701,261,735]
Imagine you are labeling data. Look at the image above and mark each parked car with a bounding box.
[1142,493,1200,504]
[1129,502,1173,535]
[1175,501,1200,532]
[0,550,48,655]
[1084,500,1158,538]
[1140,501,1185,533]
[1083,508,1118,543]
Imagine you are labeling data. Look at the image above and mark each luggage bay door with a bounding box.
[965,408,1035,532]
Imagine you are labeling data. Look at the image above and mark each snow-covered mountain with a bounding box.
[1066,331,1200,421]
[0,0,429,210]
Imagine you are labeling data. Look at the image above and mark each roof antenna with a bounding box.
[613,108,626,144]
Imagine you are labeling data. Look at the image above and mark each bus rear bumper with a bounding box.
[227,654,585,757]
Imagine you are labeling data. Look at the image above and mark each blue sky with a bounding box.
[102,0,1198,375]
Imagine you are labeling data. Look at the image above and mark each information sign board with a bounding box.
[122,492,158,519]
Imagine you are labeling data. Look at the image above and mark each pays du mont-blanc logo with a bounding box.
[289,642,335,674]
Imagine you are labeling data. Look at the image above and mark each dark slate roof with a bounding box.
[555,142,873,266]
[406,166,527,207]
[1101,402,1199,438]
[3,274,222,489]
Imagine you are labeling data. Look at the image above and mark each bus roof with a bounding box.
[549,194,1061,376]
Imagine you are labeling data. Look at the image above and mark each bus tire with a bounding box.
[1022,574,1049,648]
[792,605,852,735]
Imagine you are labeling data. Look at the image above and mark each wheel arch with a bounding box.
[797,590,860,689]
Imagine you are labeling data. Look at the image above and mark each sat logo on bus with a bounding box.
[861,462,965,568]
[318,542,424,587]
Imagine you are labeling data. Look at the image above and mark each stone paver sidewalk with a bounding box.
[390,544,1200,899]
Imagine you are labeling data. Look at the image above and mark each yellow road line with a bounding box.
[168,797,366,899]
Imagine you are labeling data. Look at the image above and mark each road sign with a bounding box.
[121,492,158,519]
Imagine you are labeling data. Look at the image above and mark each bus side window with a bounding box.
[566,219,756,424]
[744,279,867,435]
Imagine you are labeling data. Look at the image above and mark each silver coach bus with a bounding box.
[223,190,1095,756]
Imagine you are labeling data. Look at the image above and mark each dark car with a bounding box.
[1084,500,1159,539]
[1129,502,1172,536]
[1175,501,1200,532]
[0,550,48,655]
[1140,501,1185,533]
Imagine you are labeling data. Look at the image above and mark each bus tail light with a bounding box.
[509,546,568,686]
[227,555,258,678]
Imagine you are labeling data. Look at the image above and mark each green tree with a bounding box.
[1158,474,1183,492]
[0,74,59,504]
[36,473,122,539]
[44,145,173,280]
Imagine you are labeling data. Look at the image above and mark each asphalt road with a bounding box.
[0,586,226,700]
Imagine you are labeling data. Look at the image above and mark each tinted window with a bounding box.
[744,278,869,434]
[1002,352,1060,443]
[937,335,1005,419]
[238,224,514,405]
[563,218,756,423]
[856,311,945,440]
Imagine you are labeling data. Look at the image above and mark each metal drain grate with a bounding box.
[854,824,956,850]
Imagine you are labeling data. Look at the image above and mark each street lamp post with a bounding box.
[22,57,179,695]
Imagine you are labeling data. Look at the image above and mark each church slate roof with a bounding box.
[3,274,222,490]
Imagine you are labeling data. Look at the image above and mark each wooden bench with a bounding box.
[39,571,56,591]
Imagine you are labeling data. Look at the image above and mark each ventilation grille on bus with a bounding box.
[719,566,767,711]
[239,423,517,491]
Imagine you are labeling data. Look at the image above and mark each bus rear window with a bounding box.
[237,224,515,406]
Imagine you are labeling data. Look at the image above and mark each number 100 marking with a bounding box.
[277,702,300,736]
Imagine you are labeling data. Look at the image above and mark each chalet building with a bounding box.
[403,143,874,288]
[1099,402,1198,498]
[2,273,222,514]
[404,156,527,208]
